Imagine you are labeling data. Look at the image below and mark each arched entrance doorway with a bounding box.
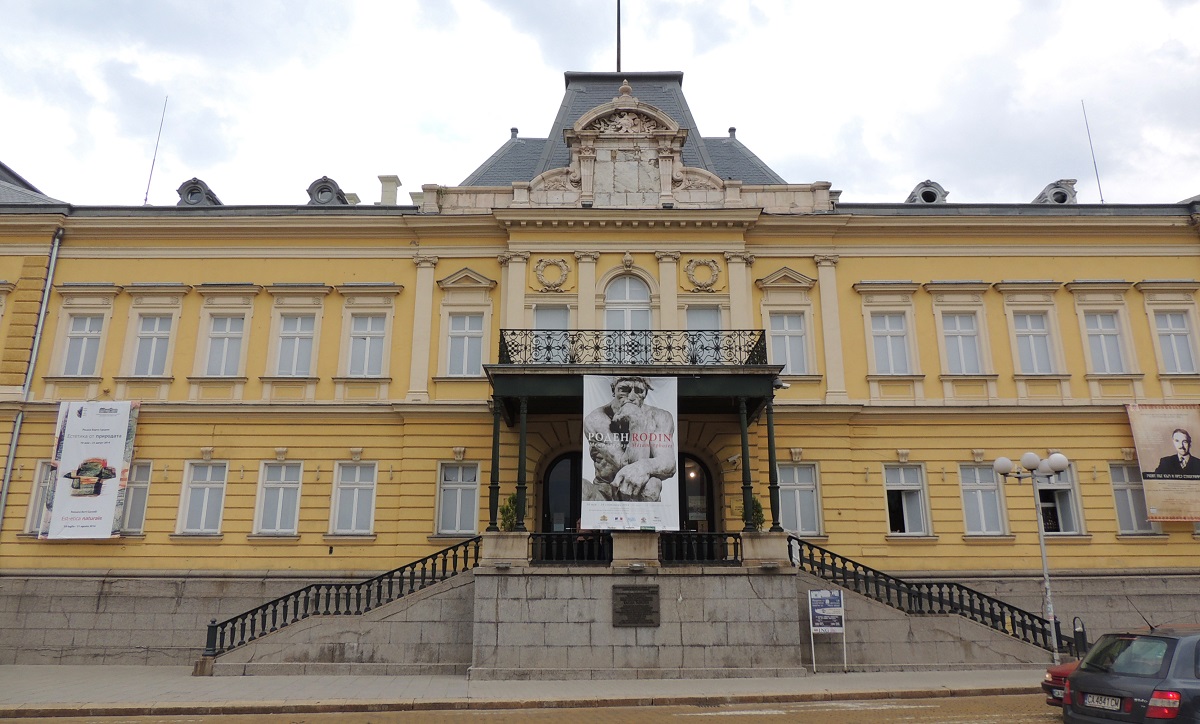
[539,451,716,533]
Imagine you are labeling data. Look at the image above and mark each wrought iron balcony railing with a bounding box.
[498,329,768,366]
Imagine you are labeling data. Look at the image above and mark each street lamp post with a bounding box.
[993,450,1070,665]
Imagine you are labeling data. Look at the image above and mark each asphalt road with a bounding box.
[5,693,1061,723]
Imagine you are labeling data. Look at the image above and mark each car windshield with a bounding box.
[1081,634,1173,677]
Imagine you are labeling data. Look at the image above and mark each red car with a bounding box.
[1044,659,1081,706]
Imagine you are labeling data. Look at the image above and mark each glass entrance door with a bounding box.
[542,452,582,532]
[678,454,715,532]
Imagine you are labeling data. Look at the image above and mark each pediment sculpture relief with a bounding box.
[587,111,661,134]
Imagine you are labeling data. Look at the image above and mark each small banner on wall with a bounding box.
[581,374,680,531]
[1127,404,1200,521]
[41,401,139,539]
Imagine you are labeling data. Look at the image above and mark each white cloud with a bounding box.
[1,0,1197,206]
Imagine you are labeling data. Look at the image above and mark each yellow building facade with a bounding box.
[1,74,1198,666]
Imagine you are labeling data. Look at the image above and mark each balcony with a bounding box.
[497,329,767,366]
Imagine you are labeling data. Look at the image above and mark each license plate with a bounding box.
[1052,688,1064,699]
[1084,693,1122,711]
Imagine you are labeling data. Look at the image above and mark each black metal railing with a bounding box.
[530,532,613,564]
[788,536,1074,656]
[660,532,742,564]
[203,537,482,658]
[498,329,768,366]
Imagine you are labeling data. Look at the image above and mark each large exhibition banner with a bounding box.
[581,375,680,531]
[41,401,139,539]
[1127,404,1200,522]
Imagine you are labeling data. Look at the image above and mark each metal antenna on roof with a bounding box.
[1081,100,1104,204]
[143,96,168,206]
[616,0,622,72]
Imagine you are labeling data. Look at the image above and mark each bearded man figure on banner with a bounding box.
[583,375,676,502]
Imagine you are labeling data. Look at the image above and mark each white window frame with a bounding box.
[254,461,304,535]
[1153,311,1197,374]
[191,284,260,401]
[121,461,152,534]
[883,463,930,536]
[335,283,400,382]
[131,314,174,376]
[446,312,485,376]
[768,312,808,375]
[1083,311,1127,374]
[51,285,121,389]
[757,267,818,380]
[941,312,982,375]
[871,312,911,375]
[178,461,228,534]
[1136,281,1200,390]
[347,313,387,377]
[996,281,1069,401]
[205,314,246,376]
[1067,281,1141,400]
[63,313,105,376]
[855,282,923,401]
[1013,311,1055,374]
[959,464,1007,536]
[778,462,821,535]
[263,285,331,386]
[25,460,56,535]
[331,461,377,535]
[437,461,480,535]
[1035,466,1083,535]
[1110,463,1157,535]
[276,313,316,376]
[435,269,495,379]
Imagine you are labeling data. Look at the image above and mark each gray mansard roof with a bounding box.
[0,160,62,204]
[461,71,786,187]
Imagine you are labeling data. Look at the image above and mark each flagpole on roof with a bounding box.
[616,0,622,72]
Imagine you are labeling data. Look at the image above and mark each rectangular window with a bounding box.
[1155,312,1196,374]
[533,305,570,363]
[448,313,484,376]
[1014,312,1053,373]
[871,313,909,374]
[770,313,807,374]
[133,315,172,376]
[1036,468,1079,534]
[884,465,928,535]
[332,463,376,535]
[348,314,386,377]
[687,306,722,365]
[779,463,820,535]
[276,314,315,376]
[26,462,55,534]
[960,465,1004,535]
[181,462,227,534]
[1110,464,1155,534]
[257,462,302,535]
[64,314,104,376]
[438,462,479,534]
[121,461,152,534]
[1085,312,1125,373]
[206,315,244,376]
[943,313,982,375]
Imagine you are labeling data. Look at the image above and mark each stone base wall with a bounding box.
[0,572,367,666]
[469,566,806,680]
[5,566,1196,674]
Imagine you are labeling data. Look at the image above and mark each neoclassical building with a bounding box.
[1,72,1198,669]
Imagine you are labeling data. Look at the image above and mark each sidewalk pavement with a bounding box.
[0,665,1045,718]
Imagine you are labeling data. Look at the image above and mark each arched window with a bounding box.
[604,276,651,363]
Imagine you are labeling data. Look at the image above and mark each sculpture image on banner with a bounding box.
[39,401,139,539]
[581,375,680,530]
[1127,404,1200,521]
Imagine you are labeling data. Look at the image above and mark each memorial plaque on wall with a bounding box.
[612,585,660,627]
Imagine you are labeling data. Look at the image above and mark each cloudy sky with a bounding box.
[1,0,1198,207]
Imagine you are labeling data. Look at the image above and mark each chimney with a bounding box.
[378,175,401,205]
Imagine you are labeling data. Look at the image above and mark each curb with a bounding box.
[0,685,1041,718]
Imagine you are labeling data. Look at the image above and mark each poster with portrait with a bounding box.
[1127,404,1200,521]
[581,375,679,531]
[40,401,139,539]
